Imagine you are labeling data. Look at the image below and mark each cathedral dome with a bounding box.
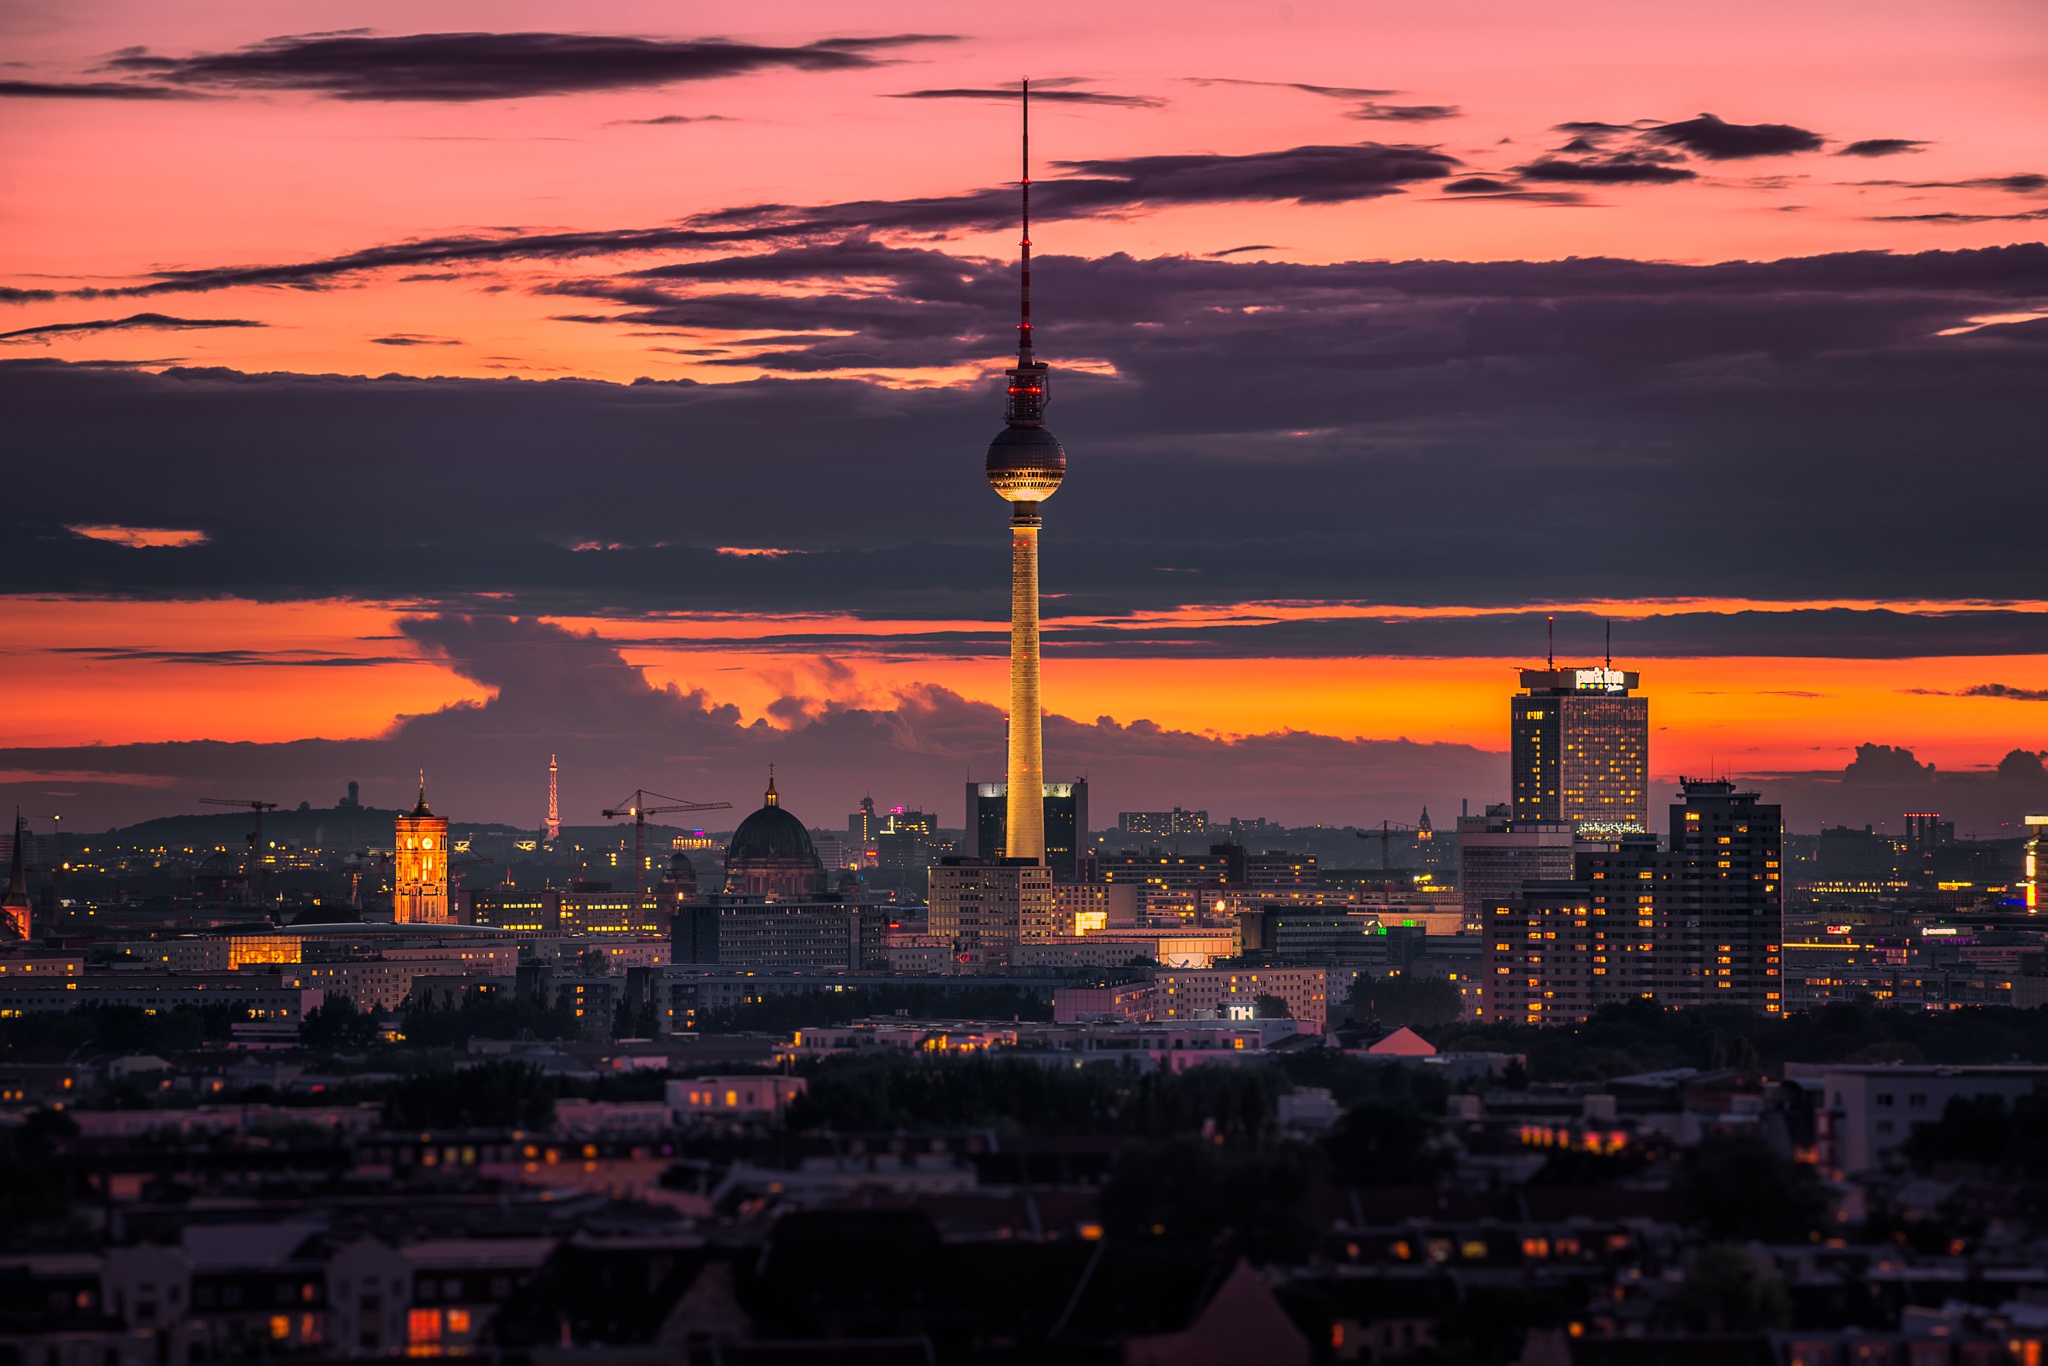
[722,773,827,899]
[728,803,817,865]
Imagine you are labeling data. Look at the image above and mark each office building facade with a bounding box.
[1511,668,1649,833]
[672,895,889,971]
[969,779,1090,881]
[1457,805,1576,933]
[928,858,1057,970]
[1117,809,1209,839]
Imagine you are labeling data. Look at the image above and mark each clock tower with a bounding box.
[394,773,450,924]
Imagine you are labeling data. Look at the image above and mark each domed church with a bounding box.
[722,771,827,899]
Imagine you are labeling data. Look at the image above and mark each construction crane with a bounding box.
[1356,819,1422,906]
[601,790,732,912]
[200,798,279,905]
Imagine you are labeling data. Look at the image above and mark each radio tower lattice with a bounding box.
[545,754,560,843]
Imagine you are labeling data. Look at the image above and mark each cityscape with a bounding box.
[4,4,2048,1365]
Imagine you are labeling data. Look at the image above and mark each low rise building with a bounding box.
[0,973,321,1021]
[666,1075,808,1120]
[1790,1062,2048,1174]
[673,895,889,970]
[1153,967,1328,1032]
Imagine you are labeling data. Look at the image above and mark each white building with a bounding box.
[1790,1062,2048,1173]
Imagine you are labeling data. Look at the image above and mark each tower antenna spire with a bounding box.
[1605,618,1612,670]
[1018,77,1032,366]
[1547,614,1555,671]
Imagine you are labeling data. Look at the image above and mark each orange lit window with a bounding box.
[408,1308,442,1345]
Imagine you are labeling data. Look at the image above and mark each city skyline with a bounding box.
[7,9,2048,1357]
[4,1,2047,833]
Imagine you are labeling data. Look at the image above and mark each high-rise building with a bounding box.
[1511,666,1649,833]
[394,775,450,924]
[1903,812,1955,854]
[1457,804,1576,933]
[1603,778,1783,1013]
[1478,779,1784,1025]
[928,857,1056,970]
[810,833,847,872]
[2026,815,2048,912]
[984,83,1067,866]
[968,779,1090,880]
[848,795,880,844]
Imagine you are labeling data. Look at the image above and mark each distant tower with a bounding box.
[985,80,1067,865]
[394,772,451,923]
[546,753,560,844]
[1,810,30,940]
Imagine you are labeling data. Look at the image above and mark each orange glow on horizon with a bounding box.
[6,596,2047,779]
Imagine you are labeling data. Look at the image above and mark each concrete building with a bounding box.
[667,1075,807,1120]
[0,973,321,1021]
[155,935,303,973]
[1051,880,1141,934]
[1479,881,1599,1025]
[1478,780,1786,1024]
[1457,805,1576,932]
[1153,967,1328,1033]
[461,889,663,935]
[1013,927,1236,969]
[928,858,1056,970]
[1099,852,1233,922]
[671,896,889,971]
[1791,1062,2048,1173]
[1117,809,1209,840]
[1583,779,1784,1012]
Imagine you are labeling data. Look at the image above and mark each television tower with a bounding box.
[545,754,560,843]
[984,80,1066,864]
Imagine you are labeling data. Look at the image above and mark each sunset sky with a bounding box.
[4,0,2046,831]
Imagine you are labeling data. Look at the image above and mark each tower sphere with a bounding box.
[986,424,1066,503]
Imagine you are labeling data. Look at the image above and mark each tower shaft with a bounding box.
[1005,509,1045,862]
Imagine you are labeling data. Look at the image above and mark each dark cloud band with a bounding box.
[104,31,956,102]
[0,313,266,341]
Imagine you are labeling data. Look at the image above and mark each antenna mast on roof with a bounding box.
[1547,614,1554,671]
[1605,618,1612,670]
